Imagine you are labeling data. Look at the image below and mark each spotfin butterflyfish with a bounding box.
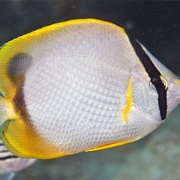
[0,18,180,159]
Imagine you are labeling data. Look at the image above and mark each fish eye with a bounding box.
[160,76,168,90]
[149,77,168,93]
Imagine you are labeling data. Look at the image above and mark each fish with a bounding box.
[0,139,36,179]
[0,18,180,159]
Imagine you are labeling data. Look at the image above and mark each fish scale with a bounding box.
[0,19,180,158]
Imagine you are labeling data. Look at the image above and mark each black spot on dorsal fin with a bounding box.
[7,53,32,85]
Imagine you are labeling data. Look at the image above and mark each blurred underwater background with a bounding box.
[0,0,180,179]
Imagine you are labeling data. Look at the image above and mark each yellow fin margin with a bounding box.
[0,18,130,159]
[0,96,68,159]
[86,138,136,152]
[0,18,127,98]
[1,117,70,159]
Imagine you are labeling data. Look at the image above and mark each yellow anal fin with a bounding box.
[86,138,136,152]
[1,113,71,159]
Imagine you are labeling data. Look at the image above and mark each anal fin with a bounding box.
[86,138,136,152]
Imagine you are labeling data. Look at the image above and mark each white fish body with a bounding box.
[0,19,179,159]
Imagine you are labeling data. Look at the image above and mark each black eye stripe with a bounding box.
[127,35,167,120]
